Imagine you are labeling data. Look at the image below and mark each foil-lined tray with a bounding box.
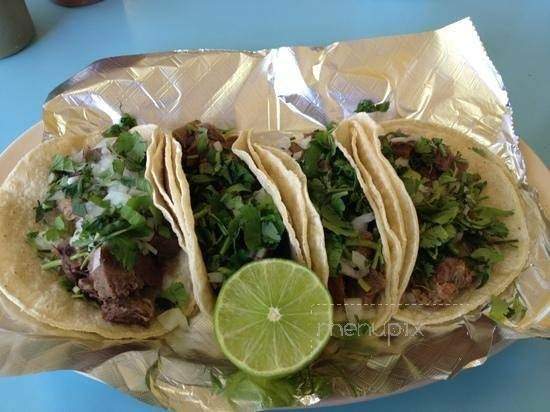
[0,18,547,411]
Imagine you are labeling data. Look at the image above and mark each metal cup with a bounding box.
[0,0,35,59]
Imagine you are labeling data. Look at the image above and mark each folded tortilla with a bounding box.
[0,125,192,339]
[243,129,400,329]
[369,118,529,325]
[163,129,308,316]
[334,115,419,303]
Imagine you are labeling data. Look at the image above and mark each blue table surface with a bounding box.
[0,1,548,411]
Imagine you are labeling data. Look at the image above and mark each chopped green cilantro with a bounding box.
[179,122,288,284]
[29,115,174,274]
[158,282,189,308]
[102,113,137,137]
[355,99,390,113]
[299,127,384,280]
[380,132,515,298]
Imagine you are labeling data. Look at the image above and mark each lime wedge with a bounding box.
[214,259,333,378]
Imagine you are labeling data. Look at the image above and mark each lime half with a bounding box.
[214,259,333,378]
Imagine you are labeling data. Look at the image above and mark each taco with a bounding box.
[350,115,529,325]
[238,126,403,329]
[164,122,306,316]
[0,115,193,339]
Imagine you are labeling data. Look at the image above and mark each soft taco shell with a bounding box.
[163,130,307,316]
[0,126,191,339]
[380,119,529,326]
[249,130,398,329]
[163,132,214,316]
[252,143,329,284]
[337,114,420,301]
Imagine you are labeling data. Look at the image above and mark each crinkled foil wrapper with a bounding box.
[1,19,548,411]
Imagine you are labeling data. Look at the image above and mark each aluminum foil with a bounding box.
[1,18,548,411]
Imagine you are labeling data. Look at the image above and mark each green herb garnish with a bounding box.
[381,133,514,302]
[178,122,288,285]
[29,115,168,273]
[157,282,189,308]
[355,99,390,113]
[301,128,383,275]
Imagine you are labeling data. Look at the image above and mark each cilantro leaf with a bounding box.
[419,225,450,248]
[414,137,432,154]
[241,205,262,252]
[471,247,504,265]
[508,295,527,321]
[113,158,125,175]
[326,234,344,276]
[470,146,488,158]
[299,126,383,280]
[180,122,288,280]
[35,200,55,222]
[158,282,188,308]
[488,295,510,322]
[355,99,390,113]
[215,371,297,409]
[120,205,147,227]
[102,114,137,137]
[196,127,209,154]
[262,221,281,245]
[71,198,87,217]
[429,204,459,225]
[107,236,139,271]
[114,131,147,165]
[212,368,332,410]
[53,216,65,231]
[51,154,76,173]
[301,142,323,178]
[488,294,527,323]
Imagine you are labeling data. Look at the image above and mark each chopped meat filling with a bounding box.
[405,257,476,305]
[55,245,169,326]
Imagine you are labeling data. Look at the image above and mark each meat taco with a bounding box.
[164,122,306,316]
[0,116,193,339]
[349,115,529,325]
[236,125,403,329]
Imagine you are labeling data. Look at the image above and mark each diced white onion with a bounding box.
[92,151,114,175]
[213,141,223,152]
[255,248,267,259]
[93,139,109,152]
[341,260,366,279]
[69,220,83,246]
[351,251,368,272]
[49,191,65,201]
[344,298,363,322]
[296,135,312,149]
[157,308,188,330]
[34,235,53,251]
[129,187,146,197]
[67,176,80,185]
[352,212,375,233]
[123,168,139,180]
[71,151,84,163]
[141,241,158,255]
[85,202,104,219]
[208,272,224,284]
[104,182,131,206]
[395,157,410,167]
[358,278,372,293]
[389,136,418,143]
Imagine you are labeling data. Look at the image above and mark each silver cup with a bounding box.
[0,0,35,59]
